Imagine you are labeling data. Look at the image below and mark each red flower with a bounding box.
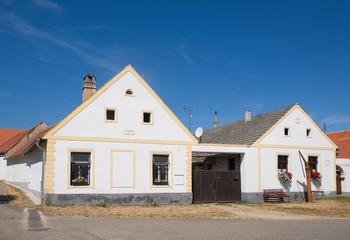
[311,171,322,180]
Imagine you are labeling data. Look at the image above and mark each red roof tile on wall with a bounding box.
[328,130,350,159]
[0,128,25,146]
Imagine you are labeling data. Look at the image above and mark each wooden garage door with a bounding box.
[193,170,241,203]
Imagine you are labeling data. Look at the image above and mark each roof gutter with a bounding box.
[36,139,46,205]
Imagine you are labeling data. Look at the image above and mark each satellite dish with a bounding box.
[195,127,203,138]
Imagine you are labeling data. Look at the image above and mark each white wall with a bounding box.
[260,148,336,195]
[53,140,189,194]
[0,155,6,180]
[260,107,334,148]
[6,149,43,193]
[55,71,194,142]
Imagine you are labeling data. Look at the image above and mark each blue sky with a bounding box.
[1,0,349,133]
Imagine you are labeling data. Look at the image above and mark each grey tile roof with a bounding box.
[200,104,296,145]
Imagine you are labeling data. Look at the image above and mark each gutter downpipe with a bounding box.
[36,139,46,205]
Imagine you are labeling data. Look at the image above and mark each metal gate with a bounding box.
[193,170,241,203]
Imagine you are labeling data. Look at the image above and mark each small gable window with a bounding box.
[284,127,290,136]
[143,111,153,124]
[306,128,312,137]
[125,89,134,96]
[105,108,117,122]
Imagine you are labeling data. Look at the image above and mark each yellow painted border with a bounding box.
[47,135,194,146]
[44,139,56,194]
[258,144,335,151]
[110,150,136,189]
[43,65,198,144]
[104,107,118,123]
[186,145,192,192]
[66,148,95,189]
[150,151,173,189]
[337,163,350,166]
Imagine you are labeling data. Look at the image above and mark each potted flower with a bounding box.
[311,171,322,180]
[278,171,293,184]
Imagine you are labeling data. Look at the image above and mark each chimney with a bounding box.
[213,111,219,128]
[82,73,96,102]
[245,110,251,122]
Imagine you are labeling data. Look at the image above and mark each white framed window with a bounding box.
[152,154,169,186]
[105,108,117,122]
[284,127,290,136]
[142,111,153,124]
[306,128,312,137]
[70,152,91,186]
[278,155,289,173]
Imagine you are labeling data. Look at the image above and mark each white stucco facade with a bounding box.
[193,106,337,202]
[5,149,43,197]
[43,66,196,204]
[0,155,6,180]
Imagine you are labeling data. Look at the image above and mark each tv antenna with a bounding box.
[184,106,195,132]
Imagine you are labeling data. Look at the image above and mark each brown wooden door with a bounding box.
[336,172,342,195]
[193,170,241,203]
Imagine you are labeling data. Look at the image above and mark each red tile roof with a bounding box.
[6,126,53,160]
[0,128,34,154]
[0,128,25,147]
[328,130,350,159]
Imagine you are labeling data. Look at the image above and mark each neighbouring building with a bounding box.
[328,130,350,195]
[192,104,337,202]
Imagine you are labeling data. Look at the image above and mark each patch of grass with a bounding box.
[320,196,350,203]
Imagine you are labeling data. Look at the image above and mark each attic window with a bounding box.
[284,128,290,136]
[105,108,117,122]
[306,128,312,137]
[125,89,133,96]
[143,111,153,124]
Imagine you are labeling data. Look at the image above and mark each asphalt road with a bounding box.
[1,202,350,240]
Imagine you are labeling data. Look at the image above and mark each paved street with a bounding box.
[1,184,350,240]
[0,202,350,240]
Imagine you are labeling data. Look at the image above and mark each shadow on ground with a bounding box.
[0,194,17,204]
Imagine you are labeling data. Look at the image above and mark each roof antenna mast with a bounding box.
[184,106,194,132]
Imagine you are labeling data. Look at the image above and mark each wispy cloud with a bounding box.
[0,91,12,99]
[1,13,125,73]
[177,41,194,66]
[32,0,62,11]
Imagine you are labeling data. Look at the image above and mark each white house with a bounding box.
[192,104,337,202]
[0,123,49,199]
[39,65,197,204]
[328,130,350,195]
